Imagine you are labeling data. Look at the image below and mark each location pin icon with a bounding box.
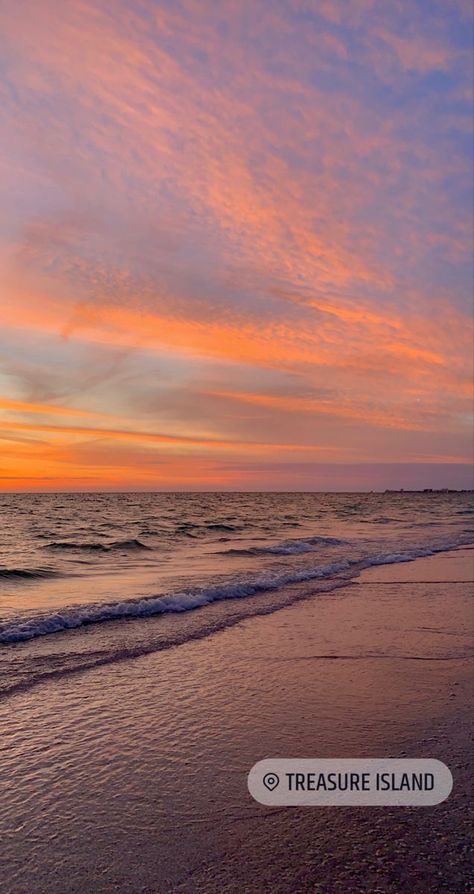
[263,772,280,791]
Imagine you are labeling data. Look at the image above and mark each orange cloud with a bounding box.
[205,390,441,433]
[0,396,108,419]
[0,419,347,454]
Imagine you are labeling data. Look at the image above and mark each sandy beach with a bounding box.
[1,546,473,893]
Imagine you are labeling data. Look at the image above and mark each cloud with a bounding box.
[0,0,471,489]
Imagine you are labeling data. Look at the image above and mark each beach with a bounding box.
[1,544,472,893]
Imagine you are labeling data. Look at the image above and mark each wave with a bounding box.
[0,577,351,699]
[0,559,352,644]
[1,539,469,646]
[175,521,245,537]
[208,523,240,531]
[220,535,346,556]
[45,538,150,552]
[0,567,59,581]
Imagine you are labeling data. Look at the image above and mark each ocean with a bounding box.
[0,491,472,697]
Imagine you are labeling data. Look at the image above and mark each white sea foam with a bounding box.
[222,535,346,556]
[0,538,469,645]
[0,560,352,643]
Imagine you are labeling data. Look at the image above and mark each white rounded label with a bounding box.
[248,759,453,806]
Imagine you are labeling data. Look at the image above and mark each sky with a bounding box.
[0,0,472,492]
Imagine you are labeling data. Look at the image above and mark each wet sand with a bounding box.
[1,548,473,893]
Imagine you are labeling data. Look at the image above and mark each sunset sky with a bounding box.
[0,0,472,491]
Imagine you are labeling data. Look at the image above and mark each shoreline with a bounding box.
[2,537,472,701]
[1,547,473,893]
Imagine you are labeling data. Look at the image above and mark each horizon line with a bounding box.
[1,488,473,496]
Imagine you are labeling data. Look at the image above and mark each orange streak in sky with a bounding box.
[0,397,109,419]
[1,291,453,375]
[1,420,344,453]
[207,390,441,432]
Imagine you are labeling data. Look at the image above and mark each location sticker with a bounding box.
[248,759,453,807]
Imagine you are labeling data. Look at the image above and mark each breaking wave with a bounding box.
[220,535,347,556]
[0,539,468,645]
